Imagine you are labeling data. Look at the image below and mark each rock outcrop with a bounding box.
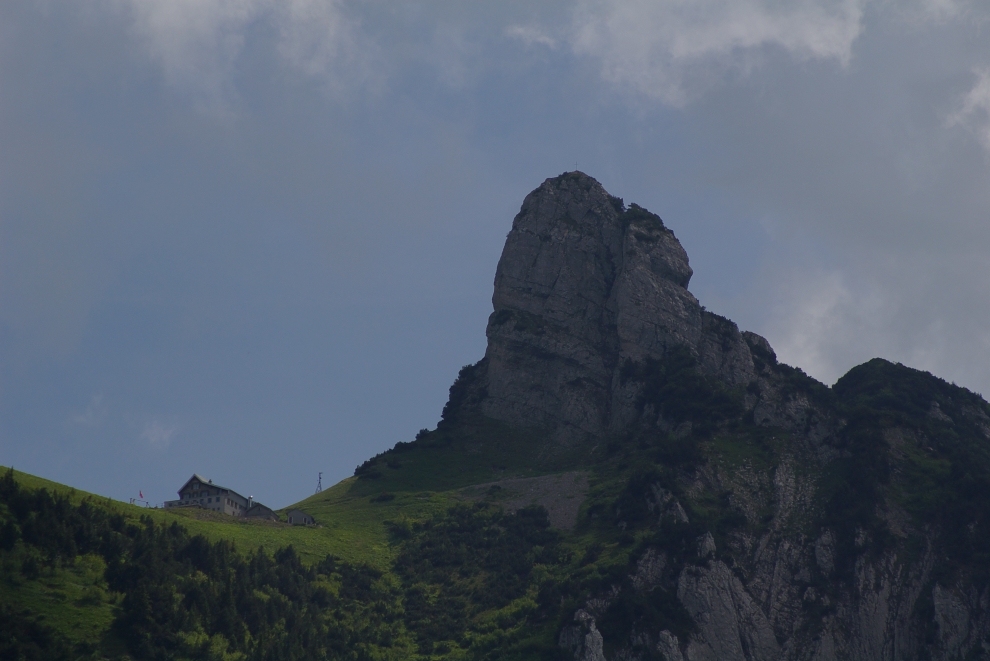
[438,172,990,661]
[455,172,759,445]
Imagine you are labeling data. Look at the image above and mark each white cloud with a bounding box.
[113,0,263,111]
[765,270,884,384]
[752,246,990,393]
[106,0,875,110]
[140,419,178,449]
[903,0,969,21]
[506,25,557,49]
[110,0,372,111]
[568,0,865,105]
[947,68,990,152]
[275,0,381,92]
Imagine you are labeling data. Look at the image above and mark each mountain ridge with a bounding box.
[350,172,990,661]
[5,172,990,660]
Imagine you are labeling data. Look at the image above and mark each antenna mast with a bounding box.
[316,472,323,494]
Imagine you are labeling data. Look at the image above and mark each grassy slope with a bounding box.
[270,415,599,563]
[2,467,447,570]
[347,415,602,494]
[3,416,581,570]
[0,470,122,652]
[0,548,124,654]
[0,414,604,657]
[3,414,589,571]
[4,412,597,571]
[0,466,420,655]
[0,451,593,659]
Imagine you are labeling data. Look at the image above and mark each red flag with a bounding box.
[139,491,143,499]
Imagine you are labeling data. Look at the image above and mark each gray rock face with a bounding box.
[442,172,990,661]
[472,172,758,444]
[559,609,607,661]
[677,561,780,661]
[549,430,990,661]
[559,488,990,661]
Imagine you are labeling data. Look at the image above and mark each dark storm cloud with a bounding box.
[3,0,990,505]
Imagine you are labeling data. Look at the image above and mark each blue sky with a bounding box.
[3,0,990,507]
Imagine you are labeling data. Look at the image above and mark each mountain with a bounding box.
[5,171,990,661]
[356,172,990,660]
[466,171,757,445]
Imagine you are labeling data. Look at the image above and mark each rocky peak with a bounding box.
[464,172,764,444]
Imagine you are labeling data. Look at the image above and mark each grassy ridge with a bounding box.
[346,415,578,497]
[0,413,588,577]
[1,467,462,570]
[2,468,376,568]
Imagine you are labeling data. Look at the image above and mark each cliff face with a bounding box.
[442,172,990,661]
[474,172,756,445]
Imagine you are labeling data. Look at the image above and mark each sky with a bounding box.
[3,0,990,508]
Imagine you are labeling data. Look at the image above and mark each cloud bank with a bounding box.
[112,0,872,110]
[111,0,375,110]
[948,68,990,153]
[568,0,865,105]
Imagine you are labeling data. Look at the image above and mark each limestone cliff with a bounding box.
[453,172,757,446]
[438,172,990,661]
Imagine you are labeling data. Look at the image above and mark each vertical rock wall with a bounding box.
[476,171,758,444]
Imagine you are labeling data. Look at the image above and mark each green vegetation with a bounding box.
[620,346,745,434]
[0,468,410,660]
[831,359,990,581]
[7,350,990,659]
[351,376,597,498]
[391,504,562,658]
[619,203,668,234]
[0,469,596,661]
[0,550,121,659]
